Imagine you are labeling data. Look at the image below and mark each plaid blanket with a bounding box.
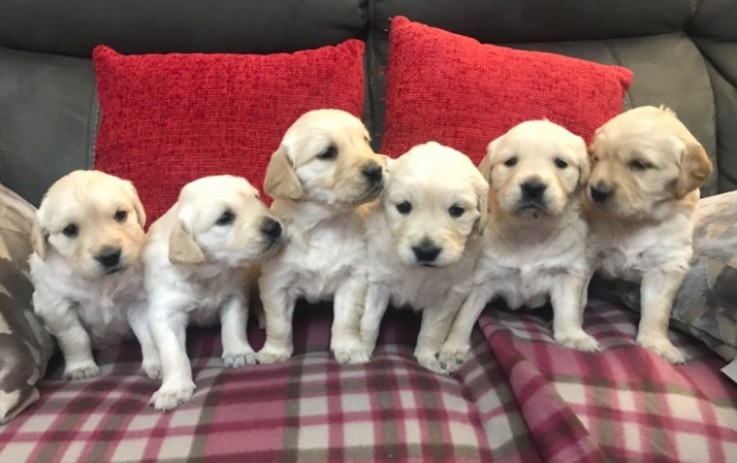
[1,299,736,462]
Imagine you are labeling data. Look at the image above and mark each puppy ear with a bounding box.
[264,145,303,200]
[30,220,48,260]
[576,140,591,191]
[675,140,713,199]
[479,137,501,183]
[125,181,147,228]
[168,221,206,265]
[473,180,489,235]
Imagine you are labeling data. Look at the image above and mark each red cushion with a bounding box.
[93,41,365,223]
[381,17,633,163]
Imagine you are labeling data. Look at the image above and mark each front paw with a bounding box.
[436,342,471,372]
[63,361,101,380]
[142,360,162,380]
[415,350,449,374]
[332,337,370,365]
[256,344,292,364]
[555,330,602,352]
[150,381,196,411]
[637,335,686,364]
[222,349,258,368]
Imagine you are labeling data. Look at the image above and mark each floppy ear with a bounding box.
[30,220,48,260]
[473,180,489,236]
[264,145,303,200]
[675,140,713,199]
[125,181,147,227]
[168,221,205,265]
[477,154,492,184]
[576,141,591,191]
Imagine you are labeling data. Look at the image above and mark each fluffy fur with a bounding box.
[361,142,487,372]
[29,170,156,380]
[440,120,598,371]
[584,105,713,363]
[257,109,384,365]
[144,175,283,410]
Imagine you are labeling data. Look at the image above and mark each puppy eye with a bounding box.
[316,145,338,160]
[114,210,128,223]
[504,156,518,167]
[554,158,568,169]
[449,205,465,218]
[396,201,412,215]
[629,159,653,171]
[215,210,235,226]
[62,224,78,238]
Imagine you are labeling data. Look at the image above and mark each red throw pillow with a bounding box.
[93,41,365,223]
[381,17,633,163]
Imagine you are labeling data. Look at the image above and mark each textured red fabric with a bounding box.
[93,41,365,223]
[381,17,633,163]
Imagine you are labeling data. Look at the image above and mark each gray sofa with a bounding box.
[1,1,737,461]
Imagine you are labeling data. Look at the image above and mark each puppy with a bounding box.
[440,120,598,370]
[30,170,158,380]
[585,106,713,363]
[361,142,487,372]
[257,109,384,365]
[145,175,283,411]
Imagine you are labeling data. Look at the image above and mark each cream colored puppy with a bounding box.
[585,106,713,363]
[257,109,384,365]
[361,142,487,372]
[145,175,283,411]
[440,120,598,370]
[30,170,158,380]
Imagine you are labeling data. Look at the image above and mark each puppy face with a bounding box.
[33,170,146,280]
[168,176,283,266]
[264,109,383,205]
[587,106,713,219]
[382,142,488,267]
[480,120,589,220]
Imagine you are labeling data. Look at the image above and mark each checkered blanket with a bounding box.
[1,299,736,462]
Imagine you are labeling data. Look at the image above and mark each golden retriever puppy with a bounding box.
[361,142,487,372]
[585,106,713,363]
[439,120,598,371]
[145,175,283,411]
[257,109,384,365]
[29,170,157,380]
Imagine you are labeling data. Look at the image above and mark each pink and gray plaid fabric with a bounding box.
[1,299,736,462]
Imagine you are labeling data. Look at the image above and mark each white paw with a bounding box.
[415,351,449,375]
[256,345,292,364]
[142,360,162,380]
[63,361,101,380]
[150,381,196,411]
[637,335,686,364]
[332,337,371,365]
[436,343,470,372]
[555,330,602,352]
[223,350,258,368]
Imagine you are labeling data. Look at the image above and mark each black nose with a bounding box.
[261,218,282,240]
[590,183,613,204]
[520,180,547,199]
[96,248,121,268]
[412,241,441,263]
[362,163,383,183]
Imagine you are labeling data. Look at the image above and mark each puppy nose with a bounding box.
[95,248,121,268]
[412,241,441,263]
[362,163,383,183]
[261,218,282,240]
[520,180,547,199]
[590,183,613,203]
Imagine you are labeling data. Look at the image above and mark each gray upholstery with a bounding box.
[1,0,735,204]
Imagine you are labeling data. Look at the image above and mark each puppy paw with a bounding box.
[415,351,449,375]
[150,381,196,411]
[436,343,470,372]
[142,360,162,380]
[637,336,686,364]
[555,331,602,352]
[223,350,258,368]
[63,361,101,380]
[332,339,371,365]
[256,345,292,364]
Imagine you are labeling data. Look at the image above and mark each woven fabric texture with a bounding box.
[93,41,365,223]
[0,300,735,461]
[381,17,633,163]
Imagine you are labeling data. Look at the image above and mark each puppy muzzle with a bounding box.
[515,180,549,215]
